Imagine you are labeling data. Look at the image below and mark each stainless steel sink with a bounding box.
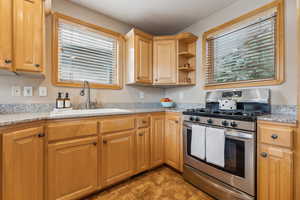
[50,108,133,117]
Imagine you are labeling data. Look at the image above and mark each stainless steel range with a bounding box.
[182,88,270,200]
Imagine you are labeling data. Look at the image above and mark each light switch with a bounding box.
[39,87,47,97]
[23,87,33,97]
[12,86,21,97]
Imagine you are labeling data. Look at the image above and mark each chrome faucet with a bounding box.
[80,81,91,109]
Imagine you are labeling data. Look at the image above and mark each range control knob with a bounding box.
[230,121,238,128]
[207,119,213,124]
[189,116,195,121]
[195,117,200,122]
[222,120,229,126]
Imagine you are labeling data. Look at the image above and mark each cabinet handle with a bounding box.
[142,120,147,124]
[4,59,12,64]
[103,140,107,144]
[139,133,144,136]
[260,152,268,158]
[37,133,45,138]
[137,76,140,80]
[155,78,158,82]
[93,142,97,146]
[271,134,278,140]
[175,120,179,124]
[35,64,40,68]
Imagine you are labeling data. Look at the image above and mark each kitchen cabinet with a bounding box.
[153,38,177,84]
[101,130,135,187]
[126,28,153,84]
[150,113,165,168]
[136,128,150,173]
[14,0,44,72]
[2,126,44,200]
[0,0,13,70]
[164,113,182,171]
[257,121,296,200]
[47,137,98,200]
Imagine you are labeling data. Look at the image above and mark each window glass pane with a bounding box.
[206,12,277,84]
[58,19,118,85]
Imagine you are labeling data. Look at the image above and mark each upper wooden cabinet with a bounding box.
[48,137,98,200]
[153,38,177,85]
[0,0,45,74]
[2,126,44,200]
[0,0,13,70]
[126,29,153,84]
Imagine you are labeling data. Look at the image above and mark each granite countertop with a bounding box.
[257,114,297,124]
[0,108,183,127]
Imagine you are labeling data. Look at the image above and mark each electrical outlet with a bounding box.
[39,87,47,97]
[12,86,21,97]
[23,87,33,97]
[139,92,145,99]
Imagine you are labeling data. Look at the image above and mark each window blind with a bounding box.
[205,11,277,85]
[58,19,118,85]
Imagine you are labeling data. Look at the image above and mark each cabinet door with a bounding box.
[2,127,44,200]
[258,144,293,200]
[135,35,153,83]
[150,114,165,167]
[165,114,181,170]
[102,130,135,187]
[48,137,98,200]
[0,0,13,70]
[153,40,177,84]
[136,128,150,173]
[14,0,43,72]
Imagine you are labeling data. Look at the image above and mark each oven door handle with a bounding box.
[225,132,253,141]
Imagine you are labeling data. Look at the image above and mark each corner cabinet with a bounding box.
[126,28,153,84]
[0,0,45,74]
[257,120,296,200]
[2,126,45,200]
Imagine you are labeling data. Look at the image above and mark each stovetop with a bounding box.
[182,108,267,122]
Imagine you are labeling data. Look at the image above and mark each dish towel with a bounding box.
[205,127,225,167]
[191,125,206,160]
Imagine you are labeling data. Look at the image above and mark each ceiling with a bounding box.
[69,0,239,35]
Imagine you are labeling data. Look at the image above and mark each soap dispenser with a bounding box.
[56,92,64,109]
[64,92,71,108]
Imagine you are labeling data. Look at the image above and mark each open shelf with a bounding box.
[178,66,195,72]
[178,51,196,58]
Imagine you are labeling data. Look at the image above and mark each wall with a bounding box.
[0,0,165,105]
[165,0,298,106]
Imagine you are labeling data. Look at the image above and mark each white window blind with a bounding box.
[58,19,118,85]
[205,10,277,85]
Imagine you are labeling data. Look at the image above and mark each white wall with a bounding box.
[165,0,298,106]
[0,0,165,105]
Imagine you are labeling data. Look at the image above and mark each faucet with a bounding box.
[80,81,91,109]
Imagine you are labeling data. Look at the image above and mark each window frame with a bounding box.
[202,0,284,90]
[52,12,124,89]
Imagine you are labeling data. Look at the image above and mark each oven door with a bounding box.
[183,122,255,196]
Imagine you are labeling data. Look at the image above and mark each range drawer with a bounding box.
[47,120,98,142]
[259,124,294,148]
[136,115,150,128]
[100,116,135,134]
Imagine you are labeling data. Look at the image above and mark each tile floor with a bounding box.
[86,166,214,200]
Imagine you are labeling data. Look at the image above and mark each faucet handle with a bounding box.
[80,90,85,96]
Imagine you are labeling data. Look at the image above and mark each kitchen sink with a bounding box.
[50,108,133,117]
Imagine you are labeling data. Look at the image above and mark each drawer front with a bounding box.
[259,125,293,148]
[100,117,135,134]
[47,121,98,142]
[136,116,150,128]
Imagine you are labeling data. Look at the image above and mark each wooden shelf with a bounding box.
[178,51,195,58]
[178,66,195,72]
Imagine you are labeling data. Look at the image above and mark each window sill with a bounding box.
[53,81,123,90]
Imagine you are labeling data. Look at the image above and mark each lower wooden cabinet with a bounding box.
[164,113,181,170]
[2,126,44,200]
[47,137,98,200]
[150,113,165,167]
[101,130,135,187]
[136,128,150,173]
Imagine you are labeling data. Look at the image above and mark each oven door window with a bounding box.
[186,128,245,178]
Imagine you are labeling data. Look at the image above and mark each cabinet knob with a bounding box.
[35,64,40,68]
[175,120,179,124]
[4,59,12,64]
[139,133,144,136]
[155,79,158,82]
[137,76,140,80]
[142,120,147,124]
[260,152,268,158]
[37,133,45,138]
[271,134,278,140]
[93,142,97,146]
[103,140,107,144]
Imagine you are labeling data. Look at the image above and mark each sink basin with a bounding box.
[50,108,133,117]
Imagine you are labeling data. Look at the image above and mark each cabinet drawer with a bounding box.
[136,116,150,128]
[259,124,294,148]
[100,116,135,134]
[47,121,98,142]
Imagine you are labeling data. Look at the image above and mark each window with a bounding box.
[203,0,284,89]
[52,13,124,89]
